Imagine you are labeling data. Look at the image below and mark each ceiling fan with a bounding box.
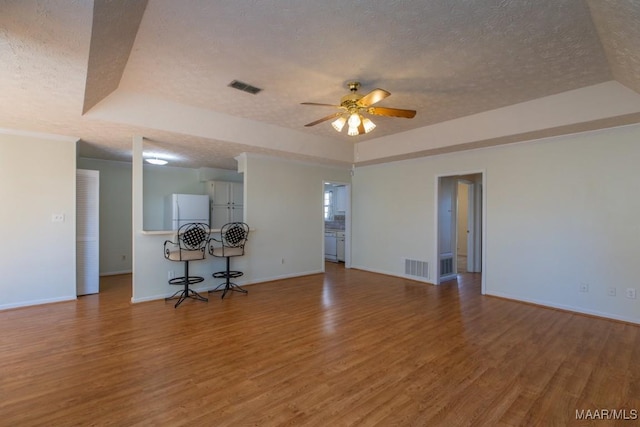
[302,82,416,136]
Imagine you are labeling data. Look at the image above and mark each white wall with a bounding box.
[243,154,351,282]
[77,158,132,275]
[352,124,640,324]
[0,131,77,309]
[352,159,436,278]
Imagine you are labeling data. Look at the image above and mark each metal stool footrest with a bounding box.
[209,270,247,299]
[168,276,204,286]
[212,270,243,279]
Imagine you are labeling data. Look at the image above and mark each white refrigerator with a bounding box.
[164,194,210,230]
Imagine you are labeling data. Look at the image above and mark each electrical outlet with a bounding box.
[607,287,616,297]
[579,283,589,293]
[51,213,65,222]
[626,288,636,299]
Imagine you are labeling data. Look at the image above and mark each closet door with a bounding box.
[76,169,99,295]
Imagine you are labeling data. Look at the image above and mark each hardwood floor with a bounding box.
[1,264,638,426]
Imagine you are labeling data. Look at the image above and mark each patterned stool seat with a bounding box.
[209,222,250,299]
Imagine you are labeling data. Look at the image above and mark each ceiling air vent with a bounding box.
[228,80,262,95]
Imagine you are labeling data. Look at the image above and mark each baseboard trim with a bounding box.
[350,265,434,285]
[131,285,213,304]
[100,270,132,276]
[0,295,77,311]
[486,290,640,325]
[130,270,324,304]
[239,270,324,286]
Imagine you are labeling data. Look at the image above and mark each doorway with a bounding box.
[436,172,485,292]
[323,181,351,269]
[457,181,470,273]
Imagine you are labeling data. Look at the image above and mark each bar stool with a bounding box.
[209,222,249,299]
[164,222,210,308]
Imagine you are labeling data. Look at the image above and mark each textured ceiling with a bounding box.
[1,0,640,170]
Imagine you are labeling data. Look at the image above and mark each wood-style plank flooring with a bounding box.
[1,263,638,426]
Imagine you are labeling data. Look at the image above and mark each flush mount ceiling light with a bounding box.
[302,81,416,136]
[143,151,170,165]
[145,158,168,165]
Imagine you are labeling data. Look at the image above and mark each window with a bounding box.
[324,190,334,220]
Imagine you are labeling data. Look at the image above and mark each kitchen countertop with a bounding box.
[142,227,255,236]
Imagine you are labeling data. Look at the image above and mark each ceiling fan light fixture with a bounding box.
[332,116,347,132]
[348,113,361,128]
[362,117,376,133]
[347,124,360,136]
[302,81,416,135]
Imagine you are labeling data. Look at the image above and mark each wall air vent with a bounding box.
[440,257,454,276]
[228,80,262,95]
[405,259,429,279]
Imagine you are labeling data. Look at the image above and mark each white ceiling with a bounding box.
[2,0,640,170]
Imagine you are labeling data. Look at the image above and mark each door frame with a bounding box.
[322,180,351,270]
[434,170,486,294]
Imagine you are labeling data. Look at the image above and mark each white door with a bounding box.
[76,169,99,295]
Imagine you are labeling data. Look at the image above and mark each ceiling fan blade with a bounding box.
[301,102,341,108]
[357,88,390,107]
[367,106,416,118]
[304,112,342,127]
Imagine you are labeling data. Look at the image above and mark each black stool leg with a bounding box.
[165,260,208,308]
[209,257,248,299]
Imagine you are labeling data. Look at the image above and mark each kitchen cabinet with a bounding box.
[337,231,345,262]
[335,185,347,213]
[207,181,244,229]
[325,231,337,262]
